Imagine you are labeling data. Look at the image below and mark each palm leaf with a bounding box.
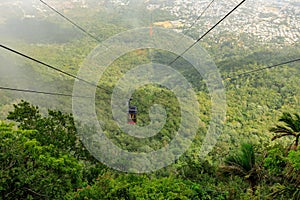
[223,143,255,174]
[270,112,300,146]
[272,133,296,141]
[293,113,300,133]
[279,113,300,132]
[269,125,294,134]
[220,165,246,177]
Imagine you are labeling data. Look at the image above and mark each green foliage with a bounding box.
[221,143,261,191]
[7,100,41,130]
[7,100,80,156]
[226,144,256,172]
[67,173,226,200]
[270,112,300,148]
[1,4,300,199]
[223,144,256,175]
[270,183,300,200]
[7,101,107,175]
[287,148,300,170]
[174,151,216,181]
[264,146,286,175]
[263,146,300,200]
[0,121,83,199]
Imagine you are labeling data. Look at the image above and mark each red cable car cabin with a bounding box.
[128,105,137,125]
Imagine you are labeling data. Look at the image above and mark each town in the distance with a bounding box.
[0,0,299,46]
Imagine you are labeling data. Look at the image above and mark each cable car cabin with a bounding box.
[128,105,137,125]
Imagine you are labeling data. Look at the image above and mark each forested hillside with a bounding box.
[0,0,299,199]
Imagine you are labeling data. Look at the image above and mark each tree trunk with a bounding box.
[248,177,257,195]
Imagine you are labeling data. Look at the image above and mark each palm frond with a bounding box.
[224,143,255,174]
[293,113,300,132]
[279,112,300,132]
[241,143,255,171]
[294,113,300,124]
[269,125,294,134]
[272,133,296,141]
[270,184,300,199]
[220,165,246,177]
